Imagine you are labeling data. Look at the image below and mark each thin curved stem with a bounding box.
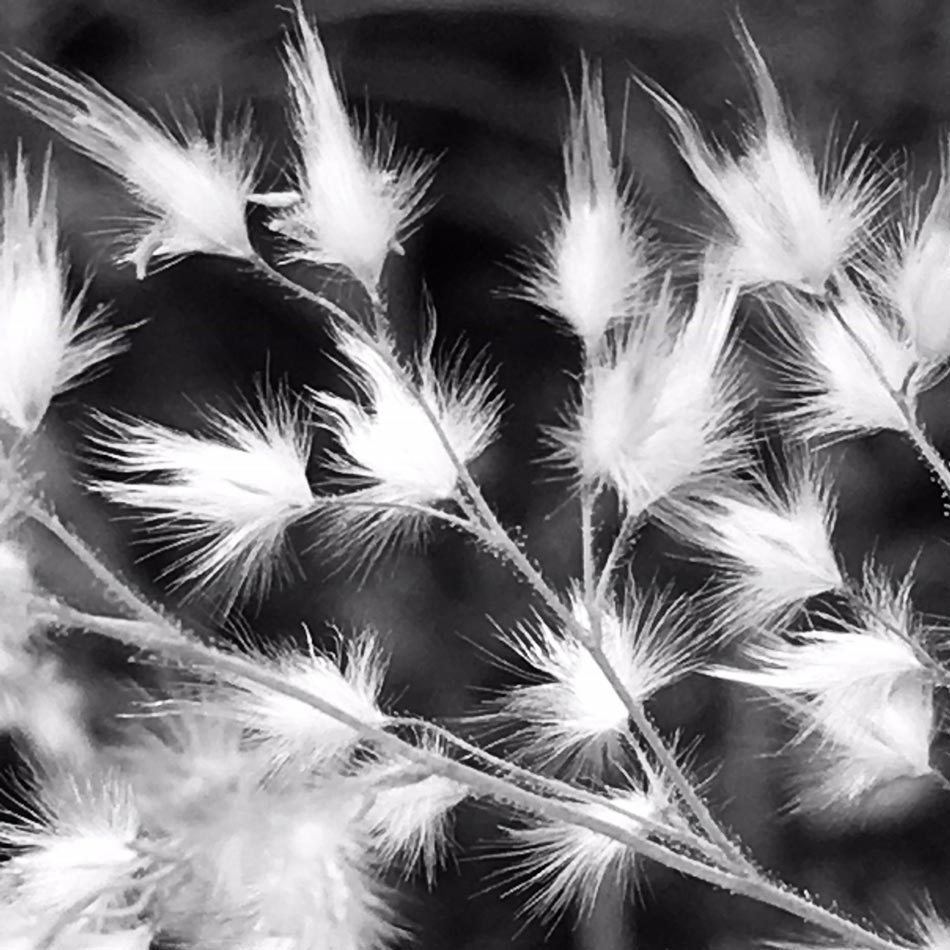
[250,254,372,338]
[595,508,648,603]
[26,502,174,630]
[385,714,718,857]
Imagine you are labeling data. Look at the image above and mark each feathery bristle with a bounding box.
[709,568,934,812]
[667,460,843,621]
[773,277,939,440]
[504,779,670,923]
[208,631,388,772]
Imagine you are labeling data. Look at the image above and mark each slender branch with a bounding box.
[26,502,174,631]
[385,714,719,857]
[595,508,648,603]
[250,255,373,339]
[318,496,479,536]
[580,488,598,630]
[408,477,749,866]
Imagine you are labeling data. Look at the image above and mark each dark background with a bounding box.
[4,1,950,947]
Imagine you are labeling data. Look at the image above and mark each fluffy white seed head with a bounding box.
[709,570,934,812]
[0,542,87,761]
[311,330,500,563]
[0,769,147,924]
[89,394,315,603]
[558,273,745,519]
[266,4,433,294]
[494,589,701,775]
[505,781,669,923]
[359,748,467,884]
[0,152,126,433]
[878,171,950,363]
[114,711,259,833]
[9,59,260,277]
[521,61,655,345]
[210,631,388,772]
[166,781,394,950]
[774,277,938,439]
[642,24,891,294]
[668,461,843,621]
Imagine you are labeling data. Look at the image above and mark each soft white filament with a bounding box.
[359,749,467,883]
[879,170,950,362]
[0,770,146,925]
[211,631,388,772]
[669,461,843,620]
[166,781,394,950]
[9,59,260,277]
[505,782,668,922]
[775,277,938,439]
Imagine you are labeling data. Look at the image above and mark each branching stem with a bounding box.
[46,601,903,950]
[255,258,751,870]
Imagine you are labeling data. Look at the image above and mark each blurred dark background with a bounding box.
[5,1,950,948]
